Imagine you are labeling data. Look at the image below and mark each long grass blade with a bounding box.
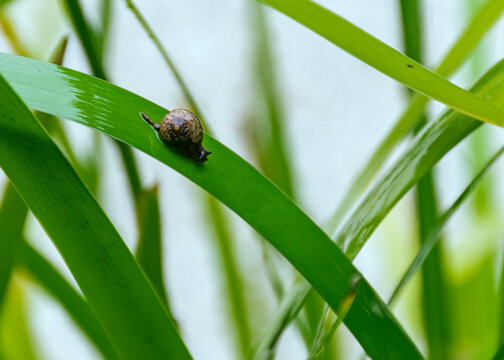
[0,73,192,359]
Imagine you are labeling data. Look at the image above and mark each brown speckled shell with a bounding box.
[159,109,203,145]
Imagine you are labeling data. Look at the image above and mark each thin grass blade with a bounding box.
[388,145,504,306]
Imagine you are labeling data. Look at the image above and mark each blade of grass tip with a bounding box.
[0,183,28,307]
[399,1,451,358]
[308,275,361,360]
[124,1,253,355]
[206,195,251,359]
[1,54,425,359]
[0,74,192,359]
[17,242,121,360]
[389,144,504,307]
[324,0,504,235]
[259,0,504,128]
[135,184,170,307]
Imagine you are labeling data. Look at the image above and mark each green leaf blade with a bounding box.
[0,72,191,360]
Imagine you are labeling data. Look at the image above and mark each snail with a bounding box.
[141,109,211,162]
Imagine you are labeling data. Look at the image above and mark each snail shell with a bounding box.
[141,109,211,162]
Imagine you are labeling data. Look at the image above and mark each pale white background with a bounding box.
[1,0,504,359]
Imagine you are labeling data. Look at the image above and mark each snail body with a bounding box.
[142,109,211,162]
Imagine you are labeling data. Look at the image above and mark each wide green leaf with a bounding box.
[0,73,191,359]
[0,53,422,359]
[258,0,504,128]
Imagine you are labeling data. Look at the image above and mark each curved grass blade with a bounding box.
[388,144,504,306]
[324,0,504,234]
[18,242,121,360]
[258,0,504,128]
[0,54,423,359]
[0,73,192,359]
[336,58,504,260]
[257,57,504,354]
